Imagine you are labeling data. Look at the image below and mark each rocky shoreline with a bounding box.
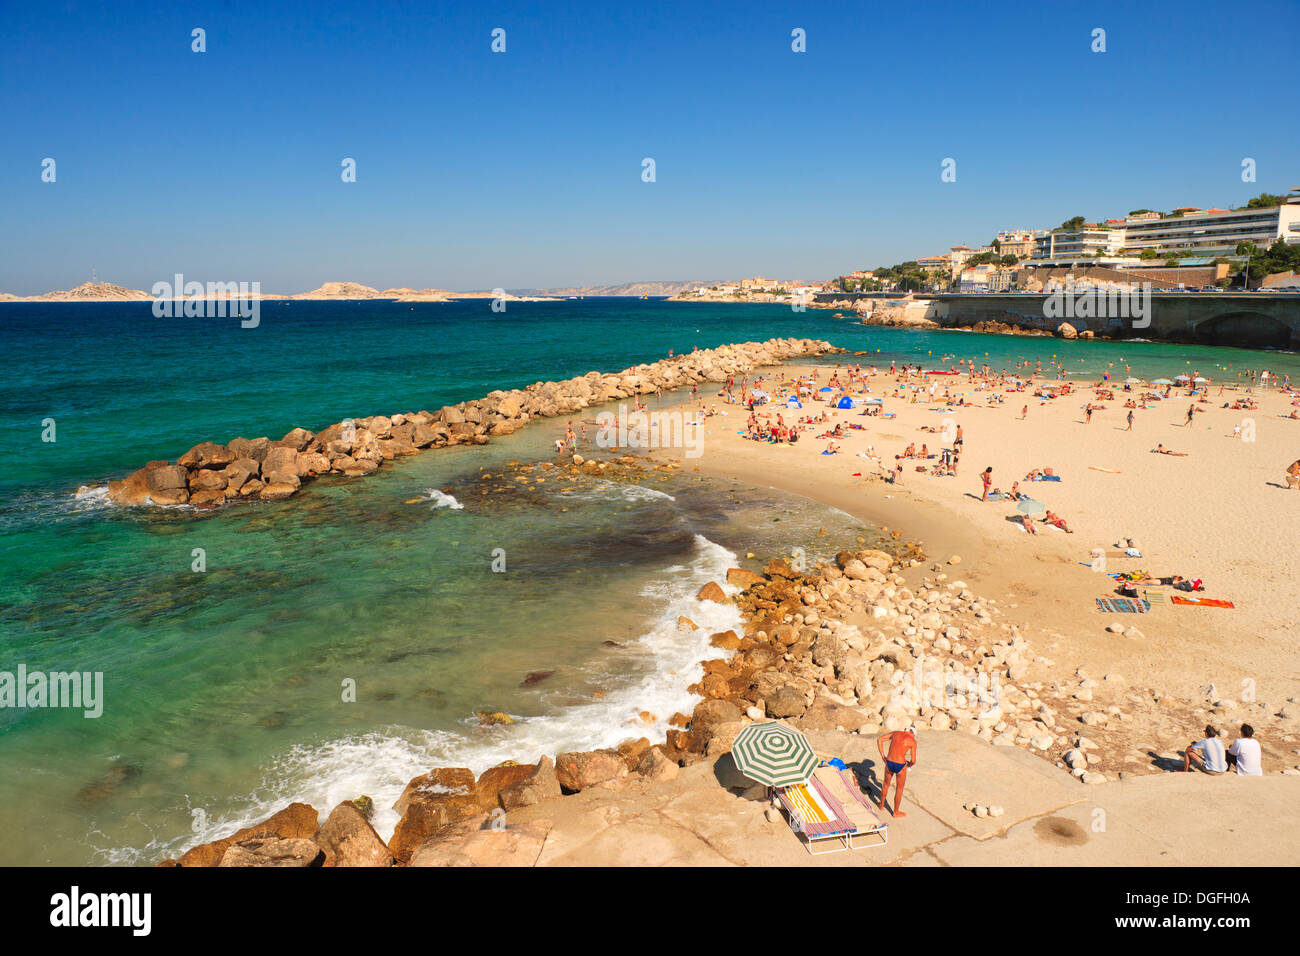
[98,337,836,508]
[158,509,1300,865]
[156,536,1075,867]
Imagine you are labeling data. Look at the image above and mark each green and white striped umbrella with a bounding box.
[731,721,818,787]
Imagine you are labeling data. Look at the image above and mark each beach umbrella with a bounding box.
[1124,377,1141,384]
[730,722,818,787]
[1151,378,1173,385]
[1194,377,1208,384]
[786,397,802,408]
[1175,373,1190,381]
[862,397,883,404]
[818,386,834,393]
[1017,497,1046,516]
[837,396,856,409]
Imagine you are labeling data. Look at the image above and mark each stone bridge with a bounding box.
[915,292,1300,347]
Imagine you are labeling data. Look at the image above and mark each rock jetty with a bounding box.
[102,337,835,508]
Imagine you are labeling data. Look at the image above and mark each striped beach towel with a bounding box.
[1096,596,1150,614]
[816,767,888,834]
[777,782,853,837]
[1144,590,1169,605]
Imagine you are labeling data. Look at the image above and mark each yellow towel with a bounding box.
[783,783,831,825]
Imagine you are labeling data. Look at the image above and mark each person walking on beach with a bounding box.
[1186,404,1195,426]
[876,726,917,817]
[1126,408,1134,431]
[1021,404,1028,420]
[980,466,993,501]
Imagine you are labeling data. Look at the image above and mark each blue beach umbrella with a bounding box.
[786,397,802,408]
[818,386,834,393]
[837,397,856,409]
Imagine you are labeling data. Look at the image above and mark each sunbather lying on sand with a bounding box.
[1043,510,1074,533]
[1153,444,1188,456]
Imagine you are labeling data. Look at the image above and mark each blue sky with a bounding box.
[2,0,1296,293]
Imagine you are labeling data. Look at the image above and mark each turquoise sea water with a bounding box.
[1,298,1296,865]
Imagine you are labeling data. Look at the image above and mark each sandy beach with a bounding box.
[670,363,1300,759]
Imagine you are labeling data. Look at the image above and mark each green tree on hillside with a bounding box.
[1057,216,1086,231]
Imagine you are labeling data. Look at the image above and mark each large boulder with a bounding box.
[635,747,679,782]
[312,801,395,867]
[176,802,320,867]
[219,837,324,867]
[498,756,562,809]
[145,463,190,505]
[178,442,235,470]
[726,568,765,590]
[280,427,316,451]
[227,436,271,462]
[1056,322,1078,340]
[109,460,183,505]
[554,749,628,793]
[188,468,228,492]
[295,452,331,477]
[696,581,728,604]
[475,763,537,810]
[388,768,481,862]
[765,684,810,718]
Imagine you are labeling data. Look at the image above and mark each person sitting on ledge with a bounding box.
[1183,725,1227,774]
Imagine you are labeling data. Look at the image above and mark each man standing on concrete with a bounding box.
[876,726,918,817]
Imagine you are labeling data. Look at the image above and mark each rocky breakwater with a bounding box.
[101,337,835,508]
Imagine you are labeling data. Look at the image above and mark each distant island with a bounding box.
[0,280,564,303]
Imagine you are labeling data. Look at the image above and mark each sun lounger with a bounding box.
[813,767,888,849]
[773,763,884,855]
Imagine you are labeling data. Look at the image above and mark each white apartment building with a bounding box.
[1118,198,1300,257]
[1032,191,1300,262]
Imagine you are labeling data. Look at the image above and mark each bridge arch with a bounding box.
[1195,311,1296,348]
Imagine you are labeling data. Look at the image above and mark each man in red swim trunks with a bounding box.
[876,726,918,817]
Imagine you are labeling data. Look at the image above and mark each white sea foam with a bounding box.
[555,477,676,504]
[124,533,742,860]
[424,489,464,510]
